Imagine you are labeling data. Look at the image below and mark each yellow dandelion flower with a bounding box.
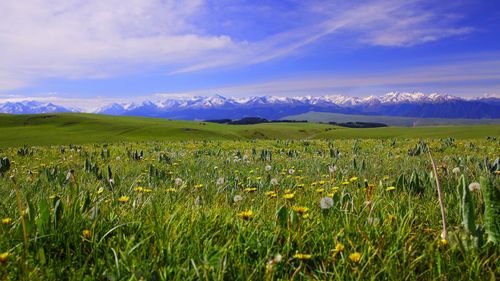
[334,243,345,253]
[238,210,253,220]
[292,206,309,215]
[296,183,305,188]
[264,191,277,198]
[244,187,257,193]
[194,184,204,189]
[282,193,295,200]
[284,189,293,194]
[386,186,396,192]
[438,239,448,247]
[341,181,350,185]
[0,252,9,264]
[118,196,129,203]
[293,253,312,260]
[82,229,91,239]
[383,175,390,181]
[349,252,361,263]
[1,218,11,225]
[97,187,104,194]
[143,188,153,193]
[349,177,358,182]
[316,188,325,194]
[134,187,144,192]
[319,180,326,185]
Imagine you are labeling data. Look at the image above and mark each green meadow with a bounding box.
[0,113,498,147]
[0,114,499,280]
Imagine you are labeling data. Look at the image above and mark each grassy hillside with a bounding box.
[283,111,500,126]
[0,113,498,147]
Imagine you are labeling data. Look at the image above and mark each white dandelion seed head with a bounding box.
[320,197,334,209]
[274,253,282,263]
[328,165,337,173]
[452,167,460,174]
[217,177,225,185]
[270,178,278,185]
[265,165,272,171]
[175,178,183,186]
[233,195,243,203]
[468,182,480,192]
[288,168,295,175]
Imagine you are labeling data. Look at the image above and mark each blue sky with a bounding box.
[0,0,499,109]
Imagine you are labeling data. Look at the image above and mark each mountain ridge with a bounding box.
[1,92,499,119]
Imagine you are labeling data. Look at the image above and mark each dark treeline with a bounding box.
[328,121,388,128]
[205,117,308,125]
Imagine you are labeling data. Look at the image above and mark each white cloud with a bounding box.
[0,0,473,90]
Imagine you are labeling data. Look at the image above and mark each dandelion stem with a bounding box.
[428,151,448,240]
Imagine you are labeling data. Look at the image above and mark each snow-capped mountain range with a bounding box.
[1,92,499,119]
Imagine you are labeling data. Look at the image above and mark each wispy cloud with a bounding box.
[0,0,474,90]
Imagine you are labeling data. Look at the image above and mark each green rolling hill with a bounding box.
[0,113,499,147]
[283,111,500,126]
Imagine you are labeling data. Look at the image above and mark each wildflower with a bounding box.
[174,178,183,186]
[238,210,253,220]
[118,196,129,203]
[265,191,277,198]
[342,181,350,185]
[296,183,305,188]
[386,186,396,192]
[282,193,295,200]
[265,165,272,171]
[452,167,460,174]
[292,206,309,215]
[383,175,390,181]
[288,168,295,175]
[244,187,257,193]
[233,195,243,203]
[468,182,480,192]
[134,187,144,192]
[293,253,312,260]
[165,188,176,192]
[194,184,204,189]
[316,188,325,194]
[270,178,278,185]
[319,180,326,185]
[97,187,104,194]
[82,229,91,239]
[348,252,361,263]
[143,188,153,193]
[320,197,334,209]
[334,243,345,253]
[328,165,337,173]
[349,177,358,182]
[1,218,11,225]
[0,252,9,264]
[216,177,225,185]
[438,239,448,247]
[385,214,396,223]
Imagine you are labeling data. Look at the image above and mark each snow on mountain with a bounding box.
[1,92,498,119]
[0,101,76,114]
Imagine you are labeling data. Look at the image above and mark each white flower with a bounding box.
[216,177,225,185]
[233,195,243,203]
[367,217,380,225]
[328,165,337,173]
[320,197,334,209]
[273,253,282,263]
[288,168,295,175]
[270,178,278,186]
[175,178,183,186]
[452,167,460,174]
[468,182,480,192]
[265,165,272,171]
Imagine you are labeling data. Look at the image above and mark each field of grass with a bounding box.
[0,113,499,147]
[283,111,500,127]
[0,138,499,280]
